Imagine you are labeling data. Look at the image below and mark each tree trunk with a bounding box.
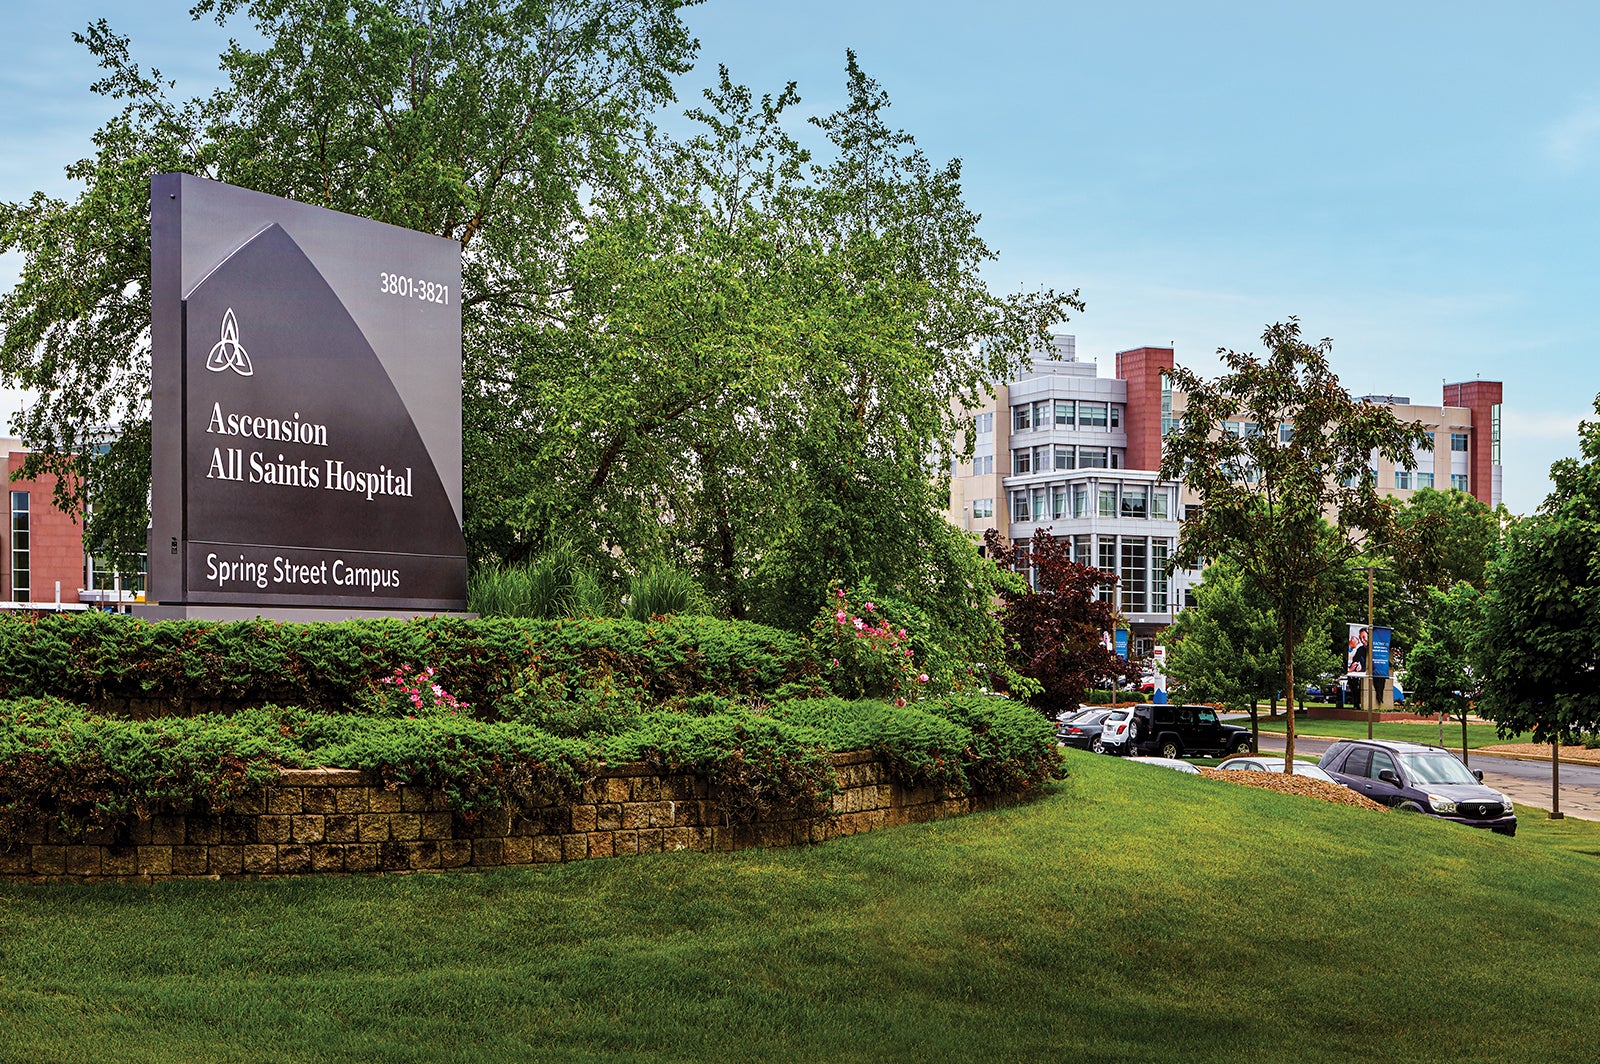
[1250,700,1260,747]
[1459,711,1469,766]
[1283,634,1297,768]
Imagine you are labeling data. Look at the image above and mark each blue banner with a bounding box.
[1370,627,1392,679]
[1115,629,1128,659]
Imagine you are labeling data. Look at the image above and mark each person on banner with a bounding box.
[1347,625,1371,675]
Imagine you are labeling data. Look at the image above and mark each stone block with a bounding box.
[579,779,605,804]
[532,836,563,863]
[357,814,391,842]
[241,845,277,874]
[325,815,360,844]
[150,815,186,846]
[368,789,402,813]
[136,846,172,876]
[475,807,512,838]
[303,788,337,814]
[473,838,505,866]
[209,846,243,875]
[125,820,153,846]
[232,788,267,815]
[187,819,222,846]
[219,816,254,844]
[65,846,102,876]
[291,815,325,843]
[569,805,598,833]
[257,816,293,844]
[170,846,207,876]
[438,840,473,868]
[559,834,587,862]
[389,814,421,841]
[309,844,346,873]
[101,847,139,876]
[629,776,660,802]
[420,812,455,840]
[277,844,312,874]
[267,789,303,815]
[344,844,378,873]
[502,836,532,865]
[406,840,442,869]
[376,841,409,871]
[334,787,368,814]
[637,828,663,854]
[613,831,639,856]
[400,788,428,812]
[596,804,622,832]
[586,833,614,859]
[602,777,631,803]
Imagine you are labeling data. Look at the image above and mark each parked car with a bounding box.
[1098,707,1138,753]
[1216,757,1338,783]
[1057,709,1116,753]
[1124,756,1202,775]
[1318,739,1516,836]
[1117,704,1255,759]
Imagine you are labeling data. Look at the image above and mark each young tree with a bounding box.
[1405,581,1483,763]
[1160,320,1431,766]
[1163,556,1337,745]
[984,530,1123,717]
[1475,394,1600,744]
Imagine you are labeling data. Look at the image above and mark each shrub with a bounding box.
[927,695,1064,796]
[626,566,710,621]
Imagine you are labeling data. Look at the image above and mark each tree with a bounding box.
[1160,320,1431,766]
[0,0,699,565]
[1163,556,1337,745]
[984,530,1123,717]
[1474,394,1600,744]
[1405,581,1483,763]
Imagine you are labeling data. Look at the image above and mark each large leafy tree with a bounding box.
[983,530,1122,717]
[1406,580,1483,763]
[1474,394,1600,743]
[1163,555,1337,744]
[1160,320,1431,765]
[0,0,698,564]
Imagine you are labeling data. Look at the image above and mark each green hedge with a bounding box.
[0,694,1061,847]
[0,613,821,714]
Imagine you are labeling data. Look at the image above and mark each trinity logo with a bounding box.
[206,308,254,376]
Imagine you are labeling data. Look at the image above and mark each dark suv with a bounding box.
[1122,703,1255,759]
[1318,739,1516,836]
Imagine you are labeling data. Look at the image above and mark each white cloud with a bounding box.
[1541,97,1600,169]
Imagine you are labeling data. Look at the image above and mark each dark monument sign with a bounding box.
[141,174,468,618]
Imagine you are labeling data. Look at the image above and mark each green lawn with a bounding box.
[3,752,1598,1063]
[1250,712,1532,749]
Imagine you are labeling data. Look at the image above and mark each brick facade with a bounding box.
[0,752,1010,884]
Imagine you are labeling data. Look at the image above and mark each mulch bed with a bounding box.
[1197,767,1388,811]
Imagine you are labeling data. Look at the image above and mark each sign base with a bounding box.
[133,603,476,623]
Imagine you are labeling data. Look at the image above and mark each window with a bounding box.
[1054,445,1074,470]
[1052,486,1068,520]
[1078,447,1109,469]
[1394,470,1414,490]
[1013,405,1031,432]
[1120,485,1148,519]
[1279,424,1294,444]
[973,454,994,476]
[1121,538,1147,613]
[1034,445,1051,472]
[10,491,27,603]
[1012,449,1032,474]
[1451,473,1469,492]
[1450,432,1468,452]
[1151,541,1169,612]
[1098,486,1118,518]
[1079,402,1109,429]
[1491,403,1502,465]
[976,412,994,434]
[1370,751,1397,781]
[1012,492,1030,522]
[1073,485,1090,518]
[1097,539,1117,602]
[1033,401,1051,430]
[972,498,994,519]
[1055,400,1075,427]
[1073,535,1091,565]
[1151,489,1170,521]
[1110,405,1121,429]
[1032,489,1048,522]
[1415,472,1433,489]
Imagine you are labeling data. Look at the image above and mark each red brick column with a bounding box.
[1116,347,1175,473]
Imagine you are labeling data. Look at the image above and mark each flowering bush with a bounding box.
[359,665,469,718]
[812,586,929,704]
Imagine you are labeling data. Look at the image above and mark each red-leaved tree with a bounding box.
[985,530,1124,716]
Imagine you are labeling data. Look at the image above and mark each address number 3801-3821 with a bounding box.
[379,271,450,305]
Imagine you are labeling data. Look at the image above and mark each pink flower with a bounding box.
[904,648,914,657]
[835,610,847,623]
[894,697,907,707]
[831,658,840,667]
[836,588,846,598]
[898,628,907,637]
[918,673,929,683]
[853,617,866,630]
[864,602,875,611]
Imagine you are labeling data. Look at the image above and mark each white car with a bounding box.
[1098,707,1137,753]
[1125,756,1201,775]
[1216,756,1337,783]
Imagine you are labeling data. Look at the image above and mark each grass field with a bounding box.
[4,752,1599,1063]
[1249,712,1532,749]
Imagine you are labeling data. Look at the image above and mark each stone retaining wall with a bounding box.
[0,752,1000,884]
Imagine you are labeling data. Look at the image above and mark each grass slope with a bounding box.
[3,752,1598,1063]
[1250,713,1531,749]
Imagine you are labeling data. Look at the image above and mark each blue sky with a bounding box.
[5,1,1597,516]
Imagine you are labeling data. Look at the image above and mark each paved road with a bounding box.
[1253,731,1600,820]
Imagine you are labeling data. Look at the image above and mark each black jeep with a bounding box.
[1124,703,1254,759]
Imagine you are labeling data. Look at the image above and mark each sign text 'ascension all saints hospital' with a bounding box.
[139,174,469,618]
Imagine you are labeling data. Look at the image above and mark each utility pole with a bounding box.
[1366,565,1376,741]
